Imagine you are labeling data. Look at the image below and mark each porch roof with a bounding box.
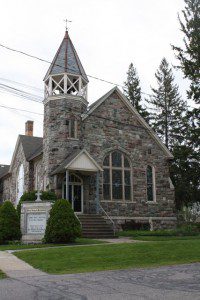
[51,149,103,175]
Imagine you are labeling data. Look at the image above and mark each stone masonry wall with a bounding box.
[82,91,176,228]
[1,175,11,202]
[43,95,87,189]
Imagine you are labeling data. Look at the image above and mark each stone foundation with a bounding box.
[108,216,177,231]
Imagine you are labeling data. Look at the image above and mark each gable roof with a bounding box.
[0,165,10,179]
[20,135,43,160]
[82,86,173,159]
[51,149,103,175]
[44,31,88,83]
[9,135,43,171]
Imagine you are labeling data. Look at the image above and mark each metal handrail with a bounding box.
[98,203,116,236]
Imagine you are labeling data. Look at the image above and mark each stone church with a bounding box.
[0,30,176,231]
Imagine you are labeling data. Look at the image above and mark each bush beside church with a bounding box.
[0,201,21,244]
[44,199,82,243]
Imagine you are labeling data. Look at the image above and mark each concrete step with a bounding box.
[78,214,115,238]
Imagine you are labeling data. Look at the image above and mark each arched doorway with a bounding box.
[62,173,83,213]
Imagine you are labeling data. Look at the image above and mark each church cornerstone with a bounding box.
[21,201,52,243]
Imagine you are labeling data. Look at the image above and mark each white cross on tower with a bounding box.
[64,19,72,31]
[35,190,42,202]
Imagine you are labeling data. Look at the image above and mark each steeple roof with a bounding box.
[44,31,88,82]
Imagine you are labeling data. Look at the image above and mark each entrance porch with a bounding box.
[52,149,103,215]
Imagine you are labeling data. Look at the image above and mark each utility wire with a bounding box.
[0,102,145,130]
[0,77,43,92]
[0,42,153,97]
[0,104,43,116]
[0,80,197,114]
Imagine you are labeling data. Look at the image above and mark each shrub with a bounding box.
[44,199,82,243]
[17,190,57,217]
[0,201,21,244]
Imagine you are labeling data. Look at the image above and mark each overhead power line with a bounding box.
[0,42,153,97]
[0,81,197,115]
[0,104,43,116]
[0,77,43,93]
[0,83,43,103]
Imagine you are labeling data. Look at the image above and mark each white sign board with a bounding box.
[27,213,47,234]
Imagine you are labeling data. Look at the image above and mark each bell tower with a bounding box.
[44,30,88,100]
[43,30,89,190]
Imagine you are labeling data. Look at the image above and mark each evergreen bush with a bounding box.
[44,199,82,243]
[0,201,21,244]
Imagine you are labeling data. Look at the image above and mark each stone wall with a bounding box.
[1,175,11,202]
[43,95,87,189]
[82,91,176,227]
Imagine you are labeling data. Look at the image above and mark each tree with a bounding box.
[0,201,21,244]
[148,58,186,150]
[124,63,149,120]
[170,144,200,210]
[171,0,200,209]
[44,199,81,243]
[172,0,200,103]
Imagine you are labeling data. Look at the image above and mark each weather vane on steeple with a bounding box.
[64,19,72,31]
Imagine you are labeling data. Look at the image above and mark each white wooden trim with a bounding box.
[65,149,103,172]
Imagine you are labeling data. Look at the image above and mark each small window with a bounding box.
[146,165,156,202]
[148,148,152,154]
[69,119,77,139]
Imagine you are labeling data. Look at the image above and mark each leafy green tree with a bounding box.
[44,199,81,243]
[148,58,186,150]
[172,0,200,103]
[0,201,21,244]
[124,63,149,120]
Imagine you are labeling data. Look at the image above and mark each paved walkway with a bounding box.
[0,263,200,299]
[98,237,145,243]
[0,251,45,278]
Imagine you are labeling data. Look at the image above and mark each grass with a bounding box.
[118,230,200,241]
[0,270,6,279]
[15,239,200,274]
[0,238,105,251]
[131,235,200,241]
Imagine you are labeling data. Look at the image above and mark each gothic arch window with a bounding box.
[146,165,156,202]
[16,164,24,205]
[103,151,132,201]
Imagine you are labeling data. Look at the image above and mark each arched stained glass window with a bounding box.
[16,164,24,205]
[146,165,156,202]
[103,151,132,201]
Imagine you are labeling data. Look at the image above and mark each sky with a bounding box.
[0,0,188,165]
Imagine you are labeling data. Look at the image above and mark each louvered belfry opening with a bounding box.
[44,31,88,100]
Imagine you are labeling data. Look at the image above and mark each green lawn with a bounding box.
[0,238,105,251]
[118,229,200,242]
[0,270,6,279]
[132,235,200,241]
[15,239,200,274]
